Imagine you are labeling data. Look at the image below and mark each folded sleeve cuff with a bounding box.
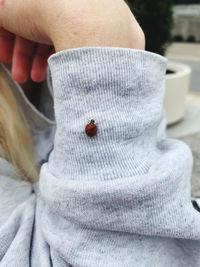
[47,47,168,181]
[40,47,200,240]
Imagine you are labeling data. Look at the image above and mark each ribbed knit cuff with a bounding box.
[40,47,200,240]
[47,47,168,181]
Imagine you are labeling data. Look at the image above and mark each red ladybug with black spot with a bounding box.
[85,119,98,137]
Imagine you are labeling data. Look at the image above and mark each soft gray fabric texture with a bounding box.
[0,47,200,267]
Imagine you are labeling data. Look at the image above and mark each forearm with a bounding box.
[0,0,144,51]
[47,0,145,52]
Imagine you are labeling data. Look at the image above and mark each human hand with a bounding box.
[0,0,145,69]
[0,28,54,83]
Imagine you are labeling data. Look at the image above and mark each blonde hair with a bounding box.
[0,74,39,183]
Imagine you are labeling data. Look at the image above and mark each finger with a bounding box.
[0,27,14,63]
[31,44,54,83]
[11,36,36,83]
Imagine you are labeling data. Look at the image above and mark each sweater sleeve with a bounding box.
[47,47,168,180]
[38,47,200,267]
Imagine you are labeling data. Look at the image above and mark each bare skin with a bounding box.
[0,0,145,83]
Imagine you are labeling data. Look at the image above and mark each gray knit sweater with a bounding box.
[0,47,200,267]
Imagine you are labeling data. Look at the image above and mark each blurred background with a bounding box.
[126,0,200,197]
[165,0,200,197]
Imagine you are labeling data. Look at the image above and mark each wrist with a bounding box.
[47,1,145,52]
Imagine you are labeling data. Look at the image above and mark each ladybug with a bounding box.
[85,119,98,137]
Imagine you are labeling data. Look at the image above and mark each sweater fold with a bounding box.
[1,47,200,267]
[39,47,200,241]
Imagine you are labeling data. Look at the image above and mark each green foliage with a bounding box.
[174,0,200,4]
[173,34,184,42]
[126,0,174,55]
[186,35,196,42]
